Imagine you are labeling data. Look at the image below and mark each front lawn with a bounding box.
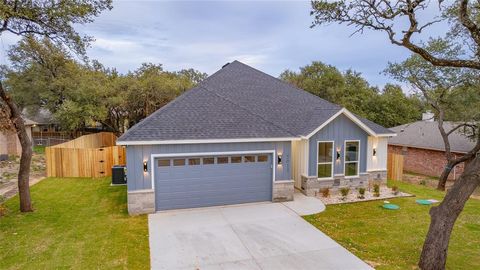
[0,177,149,269]
[304,181,480,270]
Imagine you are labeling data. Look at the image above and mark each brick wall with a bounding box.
[388,145,465,180]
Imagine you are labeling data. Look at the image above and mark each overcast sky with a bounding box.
[0,1,445,89]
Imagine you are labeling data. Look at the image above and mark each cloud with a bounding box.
[0,1,448,89]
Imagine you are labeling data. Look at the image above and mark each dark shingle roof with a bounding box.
[118,61,393,143]
[389,121,476,153]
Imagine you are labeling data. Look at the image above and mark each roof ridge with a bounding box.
[230,61,341,110]
[198,85,297,137]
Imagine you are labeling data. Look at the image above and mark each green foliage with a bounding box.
[358,187,366,199]
[280,61,422,127]
[0,0,112,55]
[373,184,380,197]
[340,187,350,198]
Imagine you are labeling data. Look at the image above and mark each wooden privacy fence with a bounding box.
[387,153,404,181]
[45,132,126,178]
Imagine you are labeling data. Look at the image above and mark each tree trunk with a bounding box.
[0,81,33,212]
[437,161,455,191]
[419,157,480,270]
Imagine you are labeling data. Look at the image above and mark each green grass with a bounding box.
[304,181,480,270]
[0,177,149,270]
[33,145,46,154]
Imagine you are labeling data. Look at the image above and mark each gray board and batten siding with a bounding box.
[308,114,368,176]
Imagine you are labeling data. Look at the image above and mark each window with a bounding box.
[345,141,359,177]
[217,156,229,164]
[173,159,185,166]
[317,142,334,178]
[158,159,170,167]
[244,155,255,162]
[203,157,215,165]
[188,158,200,165]
[257,155,268,162]
[231,156,242,163]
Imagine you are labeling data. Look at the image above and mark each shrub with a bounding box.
[373,184,380,197]
[340,187,350,199]
[320,188,330,198]
[358,187,366,199]
[419,179,427,186]
[392,186,399,195]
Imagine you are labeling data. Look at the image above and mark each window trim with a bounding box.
[150,150,276,190]
[316,140,335,180]
[202,157,215,165]
[344,140,360,178]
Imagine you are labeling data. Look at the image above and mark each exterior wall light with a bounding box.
[143,161,148,172]
[277,154,283,165]
[373,148,377,157]
[336,148,341,161]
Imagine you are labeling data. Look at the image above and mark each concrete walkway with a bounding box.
[282,190,326,215]
[148,203,372,270]
[0,176,45,199]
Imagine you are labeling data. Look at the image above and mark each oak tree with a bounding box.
[311,1,480,269]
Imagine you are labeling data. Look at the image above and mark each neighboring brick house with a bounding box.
[388,112,476,180]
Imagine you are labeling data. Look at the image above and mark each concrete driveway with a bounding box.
[148,203,373,270]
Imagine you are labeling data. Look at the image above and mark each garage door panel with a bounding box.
[156,190,272,210]
[154,153,273,210]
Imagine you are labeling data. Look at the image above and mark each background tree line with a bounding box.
[280,61,424,127]
[0,36,207,135]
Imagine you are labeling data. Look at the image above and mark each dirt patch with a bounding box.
[0,153,46,198]
[402,173,454,189]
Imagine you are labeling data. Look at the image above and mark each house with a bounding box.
[23,108,59,133]
[388,112,477,180]
[0,117,37,158]
[117,61,395,215]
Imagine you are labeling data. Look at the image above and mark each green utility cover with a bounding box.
[416,199,433,205]
[382,203,400,210]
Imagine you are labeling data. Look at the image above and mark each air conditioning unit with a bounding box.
[112,165,127,185]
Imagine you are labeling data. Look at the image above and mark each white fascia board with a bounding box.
[376,133,397,137]
[117,137,301,146]
[341,109,376,136]
[303,108,396,139]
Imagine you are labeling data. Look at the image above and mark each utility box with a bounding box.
[112,165,127,185]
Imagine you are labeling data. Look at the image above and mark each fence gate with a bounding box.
[387,153,404,181]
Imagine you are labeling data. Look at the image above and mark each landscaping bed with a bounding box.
[317,185,412,205]
[304,181,480,270]
[0,177,149,269]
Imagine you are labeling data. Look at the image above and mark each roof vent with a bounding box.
[222,62,230,68]
[422,111,434,122]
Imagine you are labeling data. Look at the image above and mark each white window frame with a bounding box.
[344,140,360,178]
[317,141,335,180]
